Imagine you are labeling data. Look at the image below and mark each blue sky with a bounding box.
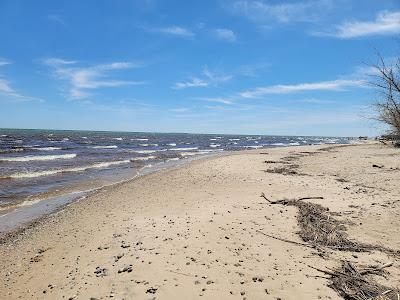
[0,0,399,136]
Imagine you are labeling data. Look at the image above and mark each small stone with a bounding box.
[146,287,158,294]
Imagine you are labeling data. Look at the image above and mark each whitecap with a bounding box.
[91,145,118,149]
[130,156,156,161]
[209,144,220,148]
[167,143,177,146]
[0,153,77,162]
[4,160,130,179]
[170,147,198,151]
[32,147,62,151]
[167,157,180,161]
[131,150,158,154]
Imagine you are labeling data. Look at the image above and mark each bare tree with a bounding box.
[370,55,400,137]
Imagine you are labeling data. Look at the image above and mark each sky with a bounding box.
[0,0,399,136]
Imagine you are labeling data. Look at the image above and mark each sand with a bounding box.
[0,142,399,299]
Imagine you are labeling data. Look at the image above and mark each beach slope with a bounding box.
[1,143,399,299]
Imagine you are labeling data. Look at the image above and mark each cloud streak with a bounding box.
[197,97,234,105]
[0,60,43,102]
[315,11,400,38]
[227,0,333,24]
[240,79,365,98]
[173,66,232,90]
[146,26,194,37]
[44,58,145,99]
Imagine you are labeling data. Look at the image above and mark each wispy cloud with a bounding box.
[213,28,237,42]
[146,26,194,37]
[240,79,365,98]
[296,98,335,104]
[173,66,232,90]
[43,58,145,99]
[0,60,43,103]
[173,78,208,89]
[47,14,66,26]
[0,58,11,66]
[170,107,190,113]
[227,0,333,24]
[314,10,400,38]
[197,97,234,105]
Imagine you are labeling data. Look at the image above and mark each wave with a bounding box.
[167,143,176,146]
[0,154,77,162]
[139,143,158,147]
[133,138,148,141]
[2,160,130,179]
[91,145,118,149]
[209,144,220,148]
[180,151,209,156]
[32,147,62,151]
[113,137,123,141]
[0,148,24,153]
[229,138,240,141]
[245,145,263,149]
[180,152,201,156]
[130,156,156,161]
[170,147,198,151]
[131,150,158,154]
[167,157,180,161]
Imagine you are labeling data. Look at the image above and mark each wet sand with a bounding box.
[1,142,399,299]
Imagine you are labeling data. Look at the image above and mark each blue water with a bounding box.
[0,128,351,211]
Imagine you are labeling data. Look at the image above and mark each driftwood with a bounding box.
[260,193,400,256]
[310,261,399,300]
[260,192,324,204]
[255,229,312,248]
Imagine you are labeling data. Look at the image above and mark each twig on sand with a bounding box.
[255,229,313,248]
[260,193,323,205]
[167,270,194,277]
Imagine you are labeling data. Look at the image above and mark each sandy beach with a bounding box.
[1,142,399,299]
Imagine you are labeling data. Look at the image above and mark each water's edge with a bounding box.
[0,151,224,239]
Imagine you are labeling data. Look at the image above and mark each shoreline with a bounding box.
[2,142,398,299]
[0,151,226,241]
[0,142,348,240]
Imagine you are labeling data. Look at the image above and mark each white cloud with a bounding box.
[0,60,43,102]
[228,0,333,23]
[240,79,365,98]
[173,78,209,89]
[148,26,194,37]
[0,58,11,66]
[315,11,400,38]
[214,28,237,42]
[44,58,145,99]
[173,66,232,90]
[197,97,233,105]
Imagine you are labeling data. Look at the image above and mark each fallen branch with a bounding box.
[260,193,323,205]
[311,261,399,300]
[255,229,312,248]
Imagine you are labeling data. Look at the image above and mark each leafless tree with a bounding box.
[370,55,400,137]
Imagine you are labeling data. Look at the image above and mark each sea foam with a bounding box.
[4,160,130,179]
[0,154,77,162]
